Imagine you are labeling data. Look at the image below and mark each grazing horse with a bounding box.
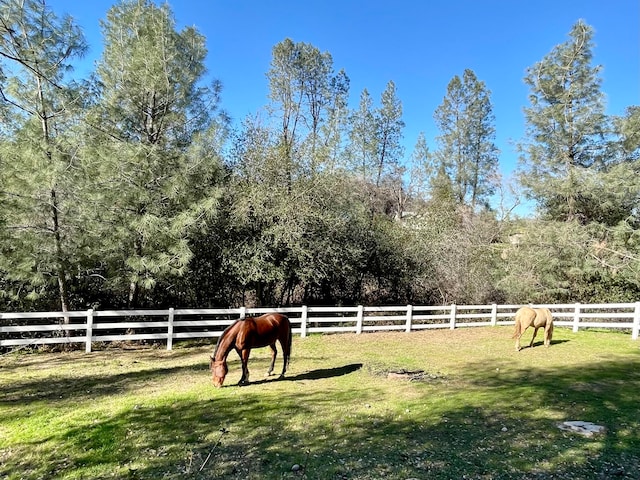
[209,312,291,387]
[512,306,554,351]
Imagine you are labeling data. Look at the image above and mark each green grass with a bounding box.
[1,327,640,479]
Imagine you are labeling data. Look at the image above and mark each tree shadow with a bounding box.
[0,363,206,406]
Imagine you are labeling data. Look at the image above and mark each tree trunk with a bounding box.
[52,191,70,314]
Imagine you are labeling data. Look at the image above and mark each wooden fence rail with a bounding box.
[1,302,639,352]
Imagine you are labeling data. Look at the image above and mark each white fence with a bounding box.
[1,302,639,352]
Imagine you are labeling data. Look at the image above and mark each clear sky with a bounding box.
[53,0,638,211]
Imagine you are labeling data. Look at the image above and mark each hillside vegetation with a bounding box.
[1,2,638,312]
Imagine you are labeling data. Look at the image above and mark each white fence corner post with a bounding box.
[573,303,581,333]
[167,308,175,350]
[405,304,413,332]
[490,304,498,326]
[632,302,640,341]
[239,306,247,319]
[356,305,364,334]
[85,309,94,353]
[449,304,457,330]
[300,305,308,338]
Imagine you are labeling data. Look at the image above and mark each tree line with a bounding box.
[0,0,638,314]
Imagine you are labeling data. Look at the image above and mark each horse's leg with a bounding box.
[267,344,277,376]
[529,326,539,348]
[279,336,288,377]
[238,349,251,384]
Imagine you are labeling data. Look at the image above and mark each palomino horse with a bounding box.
[512,306,554,351]
[209,312,291,387]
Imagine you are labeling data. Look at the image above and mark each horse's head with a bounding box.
[210,356,228,388]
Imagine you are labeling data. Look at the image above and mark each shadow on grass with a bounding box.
[520,339,570,349]
[0,346,201,372]
[457,356,640,478]
[245,363,363,386]
[0,363,206,406]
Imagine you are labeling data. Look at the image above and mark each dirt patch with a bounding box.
[386,368,446,382]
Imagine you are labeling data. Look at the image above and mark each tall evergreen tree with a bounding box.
[375,81,406,219]
[375,80,405,187]
[408,132,433,202]
[347,88,378,183]
[518,20,608,222]
[84,0,226,307]
[267,39,349,178]
[434,69,498,210]
[319,69,350,171]
[0,0,87,312]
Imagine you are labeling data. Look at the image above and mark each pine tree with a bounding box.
[347,88,378,183]
[375,80,405,187]
[267,38,348,177]
[408,132,433,202]
[84,0,226,307]
[519,20,608,222]
[0,0,87,312]
[433,69,498,210]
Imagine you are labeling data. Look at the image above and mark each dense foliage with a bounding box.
[1,2,638,311]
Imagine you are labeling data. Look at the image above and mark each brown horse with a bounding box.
[512,306,554,351]
[209,312,291,387]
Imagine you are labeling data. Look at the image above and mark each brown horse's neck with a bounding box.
[213,322,239,362]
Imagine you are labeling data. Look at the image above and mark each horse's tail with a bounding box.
[512,315,521,339]
[546,309,554,326]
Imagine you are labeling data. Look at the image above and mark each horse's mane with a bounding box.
[213,319,242,359]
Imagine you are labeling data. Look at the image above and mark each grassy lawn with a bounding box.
[1,326,640,479]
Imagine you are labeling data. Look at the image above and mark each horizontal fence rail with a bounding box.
[1,302,639,352]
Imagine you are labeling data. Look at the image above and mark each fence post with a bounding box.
[573,303,581,333]
[300,305,308,338]
[490,304,498,326]
[405,304,413,333]
[356,305,364,334]
[449,304,457,330]
[85,309,94,353]
[167,308,175,350]
[633,302,640,341]
[239,306,247,319]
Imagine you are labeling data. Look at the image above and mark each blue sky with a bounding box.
[54,0,638,212]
